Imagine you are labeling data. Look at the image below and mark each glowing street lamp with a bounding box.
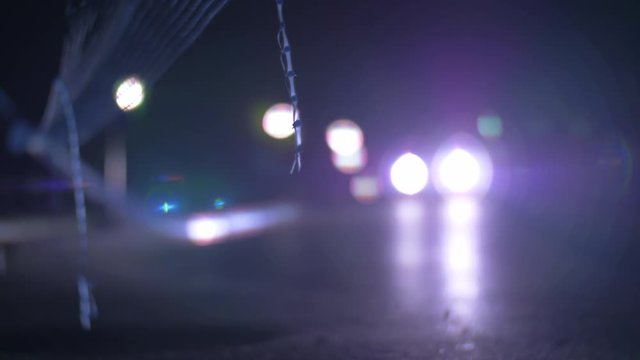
[114,76,145,111]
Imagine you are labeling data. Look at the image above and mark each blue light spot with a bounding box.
[159,201,176,214]
[214,197,226,210]
[477,114,503,139]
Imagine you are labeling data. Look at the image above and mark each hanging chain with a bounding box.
[54,79,98,330]
[276,0,303,173]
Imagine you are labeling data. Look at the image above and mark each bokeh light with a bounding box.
[115,76,145,111]
[432,135,493,196]
[332,147,367,174]
[262,103,295,139]
[159,201,176,214]
[184,204,299,246]
[349,175,380,203]
[326,119,364,156]
[390,153,429,195]
[214,197,226,210]
[477,114,503,139]
[438,149,481,193]
[186,217,230,245]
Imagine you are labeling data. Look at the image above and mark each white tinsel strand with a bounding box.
[276,0,303,173]
[54,79,98,331]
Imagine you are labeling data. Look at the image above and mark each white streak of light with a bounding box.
[441,197,481,323]
[393,199,427,311]
[185,203,299,246]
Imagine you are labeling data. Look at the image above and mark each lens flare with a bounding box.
[262,103,295,139]
[326,119,364,156]
[390,153,429,195]
[115,76,145,111]
[159,201,176,214]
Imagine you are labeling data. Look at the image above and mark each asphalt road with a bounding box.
[1,197,639,359]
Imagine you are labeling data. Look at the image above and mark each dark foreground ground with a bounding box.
[1,196,639,359]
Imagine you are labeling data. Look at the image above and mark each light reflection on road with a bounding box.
[441,196,481,327]
[392,199,429,312]
[391,196,483,331]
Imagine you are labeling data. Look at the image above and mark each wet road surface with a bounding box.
[1,197,639,359]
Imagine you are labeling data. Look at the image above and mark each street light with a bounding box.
[114,76,145,112]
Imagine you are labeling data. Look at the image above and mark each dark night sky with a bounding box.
[1,0,639,208]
